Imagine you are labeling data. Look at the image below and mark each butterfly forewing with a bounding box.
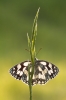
[9,59,59,85]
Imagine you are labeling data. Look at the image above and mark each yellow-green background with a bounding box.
[0,1,66,100]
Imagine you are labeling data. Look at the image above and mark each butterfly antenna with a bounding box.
[36,48,42,56]
[25,49,30,52]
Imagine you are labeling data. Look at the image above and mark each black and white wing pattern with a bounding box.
[9,58,59,85]
[9,61,31,84]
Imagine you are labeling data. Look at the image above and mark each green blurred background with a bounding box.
[0,0,66,100]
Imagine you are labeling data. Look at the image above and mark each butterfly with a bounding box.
[9,58,59,85]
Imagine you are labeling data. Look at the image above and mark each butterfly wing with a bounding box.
[9,61,31,84]
[32,60,59,85]
[9,59,59,85]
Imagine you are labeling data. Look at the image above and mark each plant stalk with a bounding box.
[27,7,40,100]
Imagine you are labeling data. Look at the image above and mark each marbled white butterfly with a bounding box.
[9,58,59,85]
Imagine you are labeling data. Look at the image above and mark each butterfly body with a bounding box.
[9,58,59,85]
